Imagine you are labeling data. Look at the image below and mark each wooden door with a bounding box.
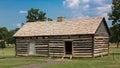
[29,42,35,55]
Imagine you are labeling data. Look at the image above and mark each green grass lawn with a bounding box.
[0,44,120,68]
[42,44,120,68]
[0,45,45,68]
[0,60,43,68]
[0,46,15,58]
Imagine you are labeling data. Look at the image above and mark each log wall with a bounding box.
[72,35,93,57]
[16,38,28,55]
[49,40,64,57]
[35,40,49,56]
[94,36,109,57]
[94,21,109,57]
[15,35,94,57]
[15,34,109,57]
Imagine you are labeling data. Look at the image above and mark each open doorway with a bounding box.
[65,41,72,54]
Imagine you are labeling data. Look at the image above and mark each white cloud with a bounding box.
[63,0,112,19]
[83,4,90,10]
[12,23,21,28]
[19,10,27,14]
[93,0,105,5]
[16,23,21,27]
[63,0,80,9]
[82,0,90,3]
[96,4,111,16]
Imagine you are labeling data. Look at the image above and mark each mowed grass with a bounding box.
[0,44,120,68]
[0,45,45,68]
[0,45,15,58]
[42,44,120,68]
[0,60,43,68]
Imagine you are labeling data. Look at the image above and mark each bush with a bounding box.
[0,41,5,48]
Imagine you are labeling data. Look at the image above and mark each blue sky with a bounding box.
[0,0,112,30]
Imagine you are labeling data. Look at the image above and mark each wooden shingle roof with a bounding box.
[13,17,105,37]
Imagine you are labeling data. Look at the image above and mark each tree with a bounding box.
[6,28,19,45]
[108,0,120,48]
[109,24,120,48]
[0,41,5,48]
[108,0,120,25]
[0,27,8,40]
[26,8,47,22]
[0,27,8,48]
[47,18,53,21]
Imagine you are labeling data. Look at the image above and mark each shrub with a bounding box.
[0,41,5,48]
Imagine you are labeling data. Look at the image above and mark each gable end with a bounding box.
[95,18,110,36]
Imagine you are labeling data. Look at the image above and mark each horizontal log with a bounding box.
[73,50,92,53]
[94,42,108,44]
[94,48,108,50]
[74,53,92,55]
[49,48,63,50]
[35,46,48,48]
[49,41,63,43]
[35,47,48,49]
[49,44,64,46]
[49,54,63,57]
[77,38,92,40]
[17,49,28,51]
[16,42,28,44]
[36,52,48,54]
[73,55,92,57]
[94,36,109,38]
[36,50,48,52]
[35,45,48,46]
[17,52,28,54]
[49,47,64,49]
[73,48,92,50]
[17,54,28,56]
[100,52,108,55]
[94,40,108,42]
[94,52,108,56]
[73,41,92,43]
[16,46,28,48]
[49,53,64,55]
[94,44,108,46]
[73,45,92,47]
[35,54,48,56]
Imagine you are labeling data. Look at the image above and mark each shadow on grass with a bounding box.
[109,53,120,55]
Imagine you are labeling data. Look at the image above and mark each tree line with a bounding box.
[0,27,19,48]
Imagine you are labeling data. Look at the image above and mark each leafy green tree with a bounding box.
[108,0,120,48]
[0,41,5,48]
[6,28,19,45]
[0,27,8,40]
[0,27,8,48]
[47,18,53,21]
[109,24,120,48]
[108,0,120,24]
[0,27,19,47]
[26,8,47,22]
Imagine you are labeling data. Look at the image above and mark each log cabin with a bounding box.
[13,16,110,58]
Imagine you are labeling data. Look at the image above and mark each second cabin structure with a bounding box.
[13,16,110,58]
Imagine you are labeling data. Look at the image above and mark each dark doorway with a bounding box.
[65,41,72,54]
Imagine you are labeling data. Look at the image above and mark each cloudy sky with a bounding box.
[0,0,112,30]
